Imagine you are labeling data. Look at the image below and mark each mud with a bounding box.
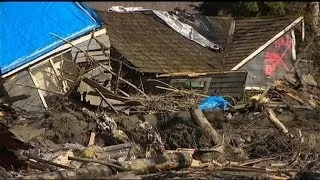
[157,111,212,150]
[123,108,320,164]
[41,111,96,146]
[114,115,164,158]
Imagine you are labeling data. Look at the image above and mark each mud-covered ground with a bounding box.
[1,94,320,178]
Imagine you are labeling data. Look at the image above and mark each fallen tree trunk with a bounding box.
[21,152,192,179]
[123,152,192,175]
[190,107,222,146]
[21,164,113,179]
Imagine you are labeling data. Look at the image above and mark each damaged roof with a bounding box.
[0,2,103,76]
[98,11,225,74]
[99,10,301,73]
[221,16,300,69]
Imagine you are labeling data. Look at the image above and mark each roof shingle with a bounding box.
[99,11,225,74]
[99,11,300,73]
[225,16,299,69]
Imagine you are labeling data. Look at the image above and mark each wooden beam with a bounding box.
[231,16,304,70]
[94,88,119,114]
[157,71,246,78]
[49,59,67,93]
[27,70,48,109]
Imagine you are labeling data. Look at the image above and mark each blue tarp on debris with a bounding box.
[200,96,230,111]
[0,2,103,75]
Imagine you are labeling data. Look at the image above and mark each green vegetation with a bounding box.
[194,2,287,17]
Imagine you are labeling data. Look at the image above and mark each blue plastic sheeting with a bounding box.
[199,96,230,111]
[0,2,103,75]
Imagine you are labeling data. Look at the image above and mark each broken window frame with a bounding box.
[27,48,72,109]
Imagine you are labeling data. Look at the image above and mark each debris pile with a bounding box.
[0,41,319,179]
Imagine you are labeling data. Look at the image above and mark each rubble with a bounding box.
[0,66,319,179]
[0,6,319,179]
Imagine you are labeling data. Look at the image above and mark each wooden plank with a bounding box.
[95,88,119,114]
[157,71,246,78]
[75,55,109,63]
[96,34,111,48]
[28,70,48,109]
[73,49,108,56]
[71,34,110,51]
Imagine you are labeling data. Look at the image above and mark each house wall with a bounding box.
[87,1,201,13]
[3,32,112,111]
[240,32,295,87]
[3,70,45,112]
[120,67,247,99]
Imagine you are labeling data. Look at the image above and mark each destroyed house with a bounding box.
[0,2,111,111]
[97,10,304,97]
[219,16,304,89]
[98,11,247,98]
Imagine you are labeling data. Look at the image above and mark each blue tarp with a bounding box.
[0,2,103,75]
[199,96,230,111]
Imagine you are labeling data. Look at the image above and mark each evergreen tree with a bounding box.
[195,1,286,17]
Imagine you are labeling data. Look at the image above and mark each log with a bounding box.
[266,108,294,138]
[190,107,222,145]
[68,156,126,171]
[103,143,132,152]
[21,164,113,179]
[107,150,130,159]
[123,152,192,175]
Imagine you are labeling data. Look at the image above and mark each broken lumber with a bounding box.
[98,63,149,98]
[266,108,294,138]
[95,88,119,114]
[123,152,192,175]
[82,77,131,102]
[190,107,222,146]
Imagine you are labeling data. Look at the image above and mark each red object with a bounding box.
[264,35,292,77]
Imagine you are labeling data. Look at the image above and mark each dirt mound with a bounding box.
[157,110,223,150]
[42,112,95,146]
